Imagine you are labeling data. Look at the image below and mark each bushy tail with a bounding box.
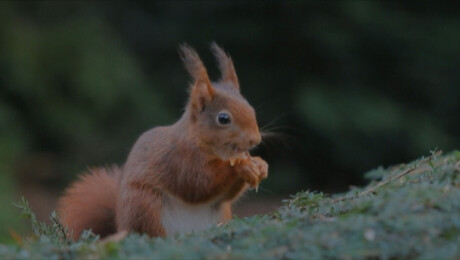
[58,166,121,240]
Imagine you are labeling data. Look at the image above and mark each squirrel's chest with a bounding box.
[161,194,222,236]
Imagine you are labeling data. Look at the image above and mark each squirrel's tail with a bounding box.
[58,166,121,240]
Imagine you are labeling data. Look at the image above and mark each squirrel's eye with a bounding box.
[217,112,231,126]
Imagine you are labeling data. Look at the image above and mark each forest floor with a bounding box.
[1,150,459,259]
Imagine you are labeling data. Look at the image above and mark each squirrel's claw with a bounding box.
[229,152,248,167]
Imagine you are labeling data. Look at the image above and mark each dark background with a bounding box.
[0,1,459,241]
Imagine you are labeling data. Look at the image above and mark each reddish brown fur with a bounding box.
[58,44,268,239]
[58,167,120,240]
[211,42,239,89]
[220,202,233,222]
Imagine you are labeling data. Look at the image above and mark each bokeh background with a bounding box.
[0,1,459,242]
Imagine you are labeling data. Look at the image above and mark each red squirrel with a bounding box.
[58,43,268,240]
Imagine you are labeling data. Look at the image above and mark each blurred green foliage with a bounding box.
[0,2,459,241]
[1,151,459,259]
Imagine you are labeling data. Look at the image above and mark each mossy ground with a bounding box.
[1,150,459,259]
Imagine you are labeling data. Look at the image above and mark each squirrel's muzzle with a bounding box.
[247,132,262,148]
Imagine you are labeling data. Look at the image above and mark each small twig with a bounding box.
[332,150,442,203]
[289,196,299,207]
[50,211,72,244]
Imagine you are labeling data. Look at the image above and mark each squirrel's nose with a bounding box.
[248,133,261,147]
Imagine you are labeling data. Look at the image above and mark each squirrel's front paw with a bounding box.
[234,157,268,187]
[234,158,260,187]
[250,156,268,182]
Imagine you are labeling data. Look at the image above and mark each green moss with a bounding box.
[1,150,460,259]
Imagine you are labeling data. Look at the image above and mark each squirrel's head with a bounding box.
[179,43,261,161]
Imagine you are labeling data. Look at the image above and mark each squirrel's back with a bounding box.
[58,166,121,240]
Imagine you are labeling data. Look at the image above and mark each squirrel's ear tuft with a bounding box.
[179,43,212,86]
[179,43,215,120]
[210,42,240,91]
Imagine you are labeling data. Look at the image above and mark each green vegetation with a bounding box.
[1,151,459,259]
